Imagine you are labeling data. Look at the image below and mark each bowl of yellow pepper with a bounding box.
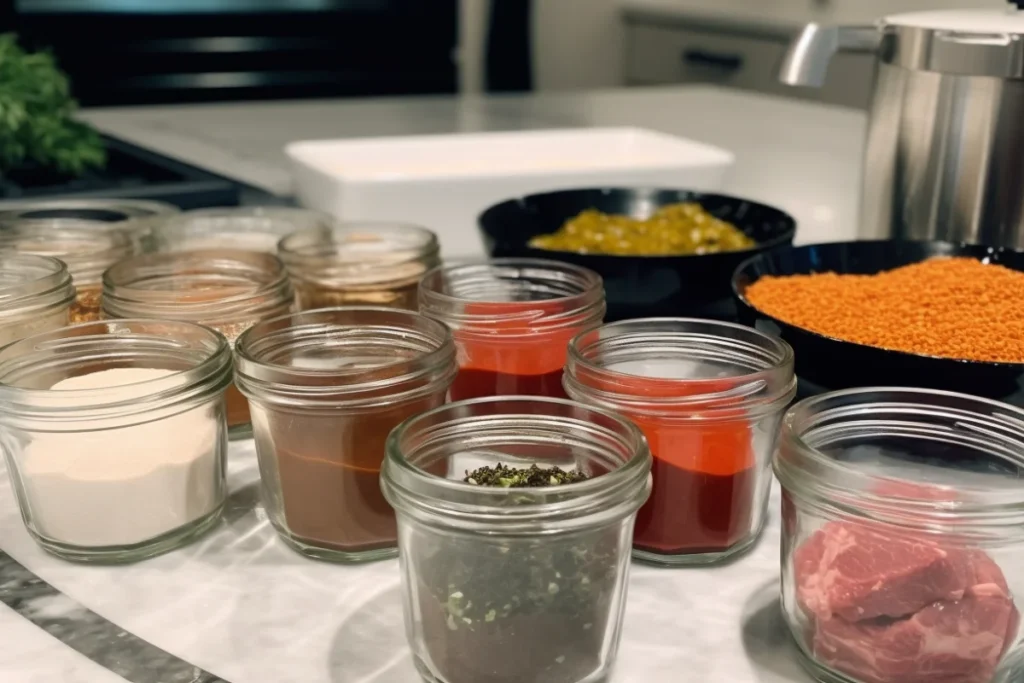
[477,188,796,321]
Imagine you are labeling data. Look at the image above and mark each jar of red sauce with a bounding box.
[419,259,604,401]
[564,318,796,566]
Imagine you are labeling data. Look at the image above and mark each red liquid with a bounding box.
[450,367,567,401]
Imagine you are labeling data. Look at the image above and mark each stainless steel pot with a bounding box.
[780,5,1024,248]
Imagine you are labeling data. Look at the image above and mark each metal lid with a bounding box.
[880,8,1024,78]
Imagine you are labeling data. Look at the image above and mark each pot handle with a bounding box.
[778,24,879,88]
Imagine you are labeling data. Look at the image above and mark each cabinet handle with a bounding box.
[682,49,743,71]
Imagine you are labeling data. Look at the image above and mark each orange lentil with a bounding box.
[745,257,1024,364]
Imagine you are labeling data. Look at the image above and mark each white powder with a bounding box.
[19,368,222,548]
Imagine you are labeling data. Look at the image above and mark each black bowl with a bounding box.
[477,188,796,322]
[732,240,1024,405]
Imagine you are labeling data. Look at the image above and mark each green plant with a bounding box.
[0,33,106,177]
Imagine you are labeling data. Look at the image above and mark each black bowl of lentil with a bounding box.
[732,240,1024,405]
[477,188,797,322]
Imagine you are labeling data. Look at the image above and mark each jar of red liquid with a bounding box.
[564,318,796,566]
[419,259,604,401]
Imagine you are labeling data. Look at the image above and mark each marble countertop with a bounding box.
[1,85,866,681]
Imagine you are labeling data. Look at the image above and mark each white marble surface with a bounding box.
[79,86,867,249]
[0,440,810,683]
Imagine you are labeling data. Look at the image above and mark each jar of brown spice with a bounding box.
[277,222,439,312]
[101,249,294,438]
[0,223,137,323]
[234,306,457,563]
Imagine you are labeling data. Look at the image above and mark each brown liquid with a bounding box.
[294,280,419,312]
[224,382,251,429]
[262,393,446,553]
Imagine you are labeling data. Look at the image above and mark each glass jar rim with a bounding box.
[418,258,605,334]
[0,253,76,320]
[0,223,136,285]
[101,248,293,323]
[0,198,179,223]
[0,318,232,428]
[565,317,795,420]
[160,206,336,235]
[234,306,456,410]
[776,386,1024,534]
[381,395,652,533]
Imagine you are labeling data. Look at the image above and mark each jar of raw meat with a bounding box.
[278,222,439,311]
[419,259,605,401]
[154,206,335,253]
[235,306,457,562]
[381,396,652,683]
[564,318,795,566]
[0,254,76,346]
[101,249,294,438]
[776,388,1024,683]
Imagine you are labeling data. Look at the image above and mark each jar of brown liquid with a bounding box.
[0,222,137,323]
[277,222,439,312]
[101,249,293,439]
[234,306,457,563]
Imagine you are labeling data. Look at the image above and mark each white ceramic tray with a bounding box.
[286,127,735,259]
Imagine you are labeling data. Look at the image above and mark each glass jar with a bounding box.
[0,319,232,563]
[101,249,294,438]
[776,388,1024,683]
[235,306,457,562]
[278,222,440,312]
[0,223,137,323]
[0,198,180,252]
[381,396,652,683]
[564,318,795,566]
[0,254,76,346]
[419,258,605,401]
[154,206,335,253]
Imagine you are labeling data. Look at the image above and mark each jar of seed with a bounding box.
[102,249,294,438]
[154,206,335,253]
[278,222,439,312]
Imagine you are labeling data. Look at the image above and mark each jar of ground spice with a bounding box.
[0,223,137,323]
[278,222,440,312]
[564,318,796,566]
[0,254,76,346]
[419,259,605,401]
[235,306,457,562]
[381,396,652,683]
[0,319,232,563]
[101,249,293,439]
[154,206,335,253]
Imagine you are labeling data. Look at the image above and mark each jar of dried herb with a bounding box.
[278,222,439,312]
[101,249,293,439]
[235,306,457,562]
[381,396,652,683]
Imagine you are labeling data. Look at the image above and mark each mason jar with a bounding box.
[564,318,795,566]
[0,223,136,323]
[235,306,457,563]
[0,198,180,252]
[776,388,1024,683]
[419,259,605,401]
[101,249,294,438]
[278,221,440,312]
[154,206,335,253]
[0,319,232,563]
[381,396,652,683]
[0,254,76,346]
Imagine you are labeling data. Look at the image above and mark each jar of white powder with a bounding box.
[0,318,232,563]
[0,254,76,346]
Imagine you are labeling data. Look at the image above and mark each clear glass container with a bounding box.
[235,306,457,563]
[419,258,605,401]
[0,319,232,563]
[0,223,137,323]
[278,221,439,312]
[154,206,335,253]
[0,254,76,346]
[381,396,652,683]
[0,198,180,252]
[776,388,1024,683]
[564,318,796,566]
[101,249,294,439]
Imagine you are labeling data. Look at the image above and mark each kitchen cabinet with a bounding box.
[624,22,875,109]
